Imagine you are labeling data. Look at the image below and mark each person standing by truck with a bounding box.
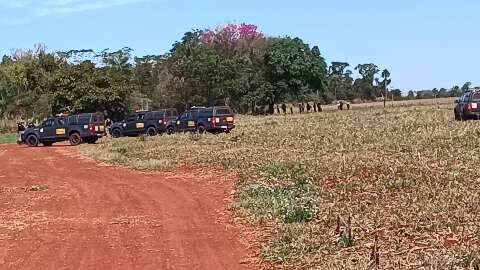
[105,117,112,136]
[16,120,26,145]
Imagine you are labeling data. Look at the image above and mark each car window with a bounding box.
[180,113,189,120]
[68,116,77,125]
[126,114,136,122]
[137,114,145,120]
[190,111,198,118]
[172,110,178,117]
[78,114,91,124]
[215,108,231,115]
[57,118,66,126]
[199,108,213,117]
[96,113,104,122]
[472,92,480,101]
[42,119,54,127]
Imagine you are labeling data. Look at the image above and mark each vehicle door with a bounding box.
[123,114,138,135]
[133,113,147,134]
[187,110,199,130]
[38,119,55,140]
[177,112,190,131]
[40,118,66,140]
[53,118,68,140]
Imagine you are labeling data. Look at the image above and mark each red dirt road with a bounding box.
[0,144,256,270]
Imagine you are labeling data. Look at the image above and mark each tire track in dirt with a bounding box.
[0,144,256,270]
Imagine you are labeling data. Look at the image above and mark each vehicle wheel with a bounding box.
[147,126,158,136]
[43,142,53,147]
[26,135,39,147]
[69,133,82,146]
[197,125,206,134]
[112,129,122,138]
[167,126,174,135]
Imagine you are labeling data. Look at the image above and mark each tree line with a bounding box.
[0,23,429,121]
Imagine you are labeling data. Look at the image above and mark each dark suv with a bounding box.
[109,109,178,138]
[22,112,105,147]
[454,91,480,120]
[175,106,235,133]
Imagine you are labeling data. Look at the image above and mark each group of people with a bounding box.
[274,101,351,115]
[16,120,35,144]
[275,102,324,115]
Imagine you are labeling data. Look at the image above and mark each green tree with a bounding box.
[354,63,379,100]
[380,69,391,107]
[264,37,327,113]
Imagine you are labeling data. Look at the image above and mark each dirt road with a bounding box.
[0,144,255,270]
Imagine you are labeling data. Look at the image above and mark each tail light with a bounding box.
[88,124,94,132]
[215,117,220,123]
[467,103,473,112]
[164,116,167,126]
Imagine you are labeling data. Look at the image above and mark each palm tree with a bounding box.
[381,69,391,108]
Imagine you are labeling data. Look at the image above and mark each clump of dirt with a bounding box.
[24,184,49,192]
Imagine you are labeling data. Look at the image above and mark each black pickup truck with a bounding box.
[109,109,179,138]
[22,113,106,147]
[175,106,235,134]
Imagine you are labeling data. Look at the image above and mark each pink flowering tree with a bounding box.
[201,23,263,43]
[200,23,265,57]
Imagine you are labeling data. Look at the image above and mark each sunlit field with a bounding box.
[82,98,480,269]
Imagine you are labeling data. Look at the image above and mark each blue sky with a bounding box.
[0,0,478,90]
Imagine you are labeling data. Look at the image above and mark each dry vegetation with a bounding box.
[82,98,480,269]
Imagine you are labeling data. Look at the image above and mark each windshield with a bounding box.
[472,92,480,101]
[216,108,232,115]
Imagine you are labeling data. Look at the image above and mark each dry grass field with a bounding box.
[82,98,480,269]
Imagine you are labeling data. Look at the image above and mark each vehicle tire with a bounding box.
[147,126,158,136]
[112,129,122,138]
[167,126,174,135]
[43,142,53,147]
[26,135,39,147]
[197,125,206,134]
[69,133,82,146]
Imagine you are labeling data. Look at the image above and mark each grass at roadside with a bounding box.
[81,98,480,269]
[0,133,17,144]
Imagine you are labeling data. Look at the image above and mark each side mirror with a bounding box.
[454,99,459,104]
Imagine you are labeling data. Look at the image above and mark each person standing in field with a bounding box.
[290,106,294,114]
[317,103,323,112]
[276,105,281,114]
[281,104,287,114]
[306,103,311,113]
